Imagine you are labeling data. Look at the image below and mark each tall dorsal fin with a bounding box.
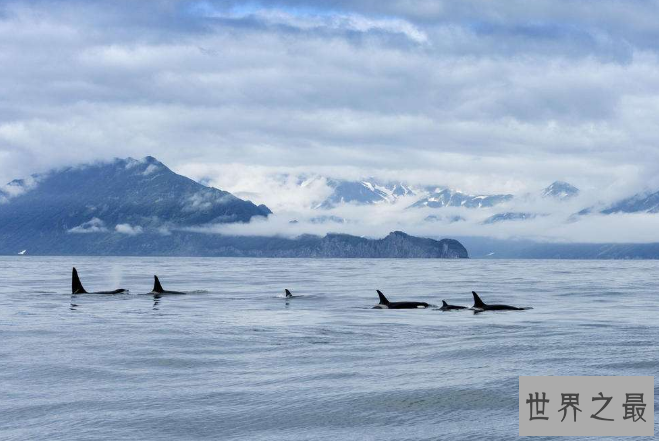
[285,289,292,298]
[153,276,164,293]
[72,267,87,294]
[442,300,449,307]
[472,291,486,308]
[376,290,389,305]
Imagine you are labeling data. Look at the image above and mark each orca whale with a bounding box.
[151,276,186,295]
[471,291,531,311]
[440,300,468,311]
[373,290,429,309]
[284,289,305,299]
[72,267,127,294]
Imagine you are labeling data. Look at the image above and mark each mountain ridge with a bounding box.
[306,177,584,214]
[0,156,271,233]
[0,230,469,258]
[0,157,468,258]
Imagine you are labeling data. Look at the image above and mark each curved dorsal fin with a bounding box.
[285,289,292,298]
[472,291,486,308]
[442,300,449,307]
[153,276,164,293]
[72,267,87,294]
[376,290,389,305]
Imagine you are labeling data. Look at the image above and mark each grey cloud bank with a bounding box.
[1,0,658,243]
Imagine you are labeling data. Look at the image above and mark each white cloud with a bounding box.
[0,174,39,203]
[182,190,236,212]
[193,3,429,43]
[1,1,659,243]
[142,163,161,175]
[68,217,108,234]
[184,205,659,244]
[115,223,144,235]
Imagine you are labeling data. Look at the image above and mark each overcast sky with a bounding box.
[1,0,659,240]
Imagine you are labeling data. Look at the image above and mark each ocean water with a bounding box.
[0,257,657,440]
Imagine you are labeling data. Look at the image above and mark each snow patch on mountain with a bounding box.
[542,181,580,200]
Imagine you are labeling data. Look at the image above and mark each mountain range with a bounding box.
[411,188,513,209]
[313,178,514,210]
[310,178,579,214]
[3,156,659,258]
[0,157,467,258]
[307,177,659,219]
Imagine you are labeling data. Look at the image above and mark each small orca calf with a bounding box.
[373,290,429,309]
[72,267,127,294]
[440,300,468,311]
[151,275,186,295]
[471,291,531,311]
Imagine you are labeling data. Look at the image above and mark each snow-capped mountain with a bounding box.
[542,181,579,200]
[314,178,512,210]
[303,177,593,225]
[316,179,415,209]
[410,188,513,209]
[601,189,659,214]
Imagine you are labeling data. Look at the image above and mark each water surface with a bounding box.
[0,257,657,440]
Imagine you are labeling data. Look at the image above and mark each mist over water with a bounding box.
[0,257,657,440]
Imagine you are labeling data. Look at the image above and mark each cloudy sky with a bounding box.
[1,0,659,241]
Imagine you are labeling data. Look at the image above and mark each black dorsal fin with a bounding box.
[472,291,486,308]
[72,267,87,294]
[376,290,389,305]
[285,289,292,298]
[442,300,449,307]
[153,276,164,293]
